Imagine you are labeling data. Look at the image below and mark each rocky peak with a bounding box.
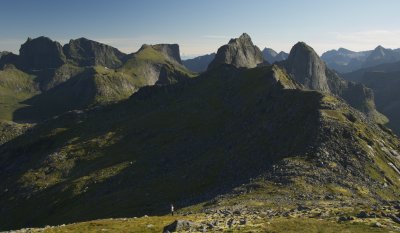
[229,33,252,44]
[285,42,330,92]
[150,44,182,64]
[208,33,264,70]
[0,52,19,69]
[337,47,353,54]
[372,45,386,56]
[263,48,288,64]
[19,36,66,70]
[262,48,278,63]
[63,37,127,68]
[363,45,400,68]
[283,42,386,123]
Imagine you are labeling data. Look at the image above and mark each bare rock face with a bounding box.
[63,38,127,68]
[285,42,330,92]
[208,33,264,70]
[19,37,66,70]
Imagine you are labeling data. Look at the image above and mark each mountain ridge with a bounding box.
[1,33,400,232]
[321,46,400,73]
[0,36,195,124]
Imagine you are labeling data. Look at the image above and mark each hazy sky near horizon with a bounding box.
[1,0,400,57]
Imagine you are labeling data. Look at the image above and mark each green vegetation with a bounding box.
[1,64,400,231]
[18,215,394,233]
[0,65,38,120]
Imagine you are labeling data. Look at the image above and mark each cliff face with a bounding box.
[150,44,183,64]
[285,42,330,92]
[208,33,264,69]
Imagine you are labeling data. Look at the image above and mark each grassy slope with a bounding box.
[21,215,392,233]
[119,45,196,85]
[0,65,399,231]
[0,65,38,120]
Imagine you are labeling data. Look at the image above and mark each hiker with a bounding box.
[170,204,175,216]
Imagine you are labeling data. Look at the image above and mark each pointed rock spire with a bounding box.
[208,33,264,70]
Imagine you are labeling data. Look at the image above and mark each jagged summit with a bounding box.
[19,36,66,70]
[228,32,252,44]
[208,33,264,70]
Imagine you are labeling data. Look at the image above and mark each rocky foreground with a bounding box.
[5,202,400,232]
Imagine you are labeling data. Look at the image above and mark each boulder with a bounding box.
[163,220,202,232]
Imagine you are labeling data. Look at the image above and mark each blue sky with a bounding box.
[1,0,400,57]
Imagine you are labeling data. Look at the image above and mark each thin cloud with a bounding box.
[330,30,400,50]
[203,35,230,39]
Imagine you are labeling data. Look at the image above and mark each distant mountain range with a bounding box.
[182,46,288,73]
[1,34,400,231]
[182,53,215,73]
[321,46,400,73]
[184,44,400,76]
[343,61,400,134]
[262,48,289,64]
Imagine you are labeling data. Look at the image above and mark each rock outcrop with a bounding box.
[208,33,264,69]
[163,220,204,232]
[146,44,183,64]
[285,42,330,92]
[63,38,127,68]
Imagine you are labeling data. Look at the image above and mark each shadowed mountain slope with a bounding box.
[0,64,399,230]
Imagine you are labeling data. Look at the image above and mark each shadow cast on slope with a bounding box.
[13,69,97,123]
[0,66,323,230]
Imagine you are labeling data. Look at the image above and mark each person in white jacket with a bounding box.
[170,204,175,216]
